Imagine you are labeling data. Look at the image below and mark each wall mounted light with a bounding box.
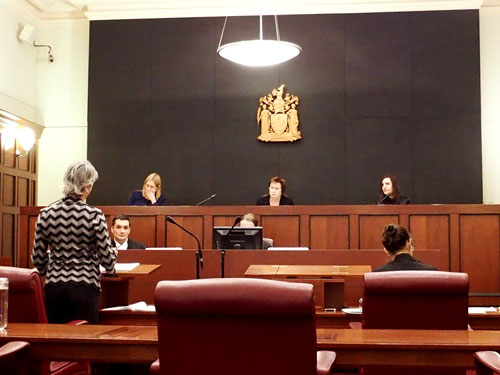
[217,15,301,67]
[0,109,43,158]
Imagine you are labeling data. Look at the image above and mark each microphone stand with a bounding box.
[376,194,390,205]
[195,193,216,206]
[166,216,203,279]
[221,216,242,278]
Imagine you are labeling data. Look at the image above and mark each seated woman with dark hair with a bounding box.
[256,176,294,206]
[375,224,436,272]
[128,172,166,206]
[377,174,410,205]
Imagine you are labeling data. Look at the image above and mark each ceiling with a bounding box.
[17,0,500,20]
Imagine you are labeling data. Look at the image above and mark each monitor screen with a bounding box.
[212,226,263,250]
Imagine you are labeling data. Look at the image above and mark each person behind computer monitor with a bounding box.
[256,176,294,206]
[111,214,147,250]
[127,172,166,206]
[240,213,273,249]
[376,174,410,205]
[374,224,436,272]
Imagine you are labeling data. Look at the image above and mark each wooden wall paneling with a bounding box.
[20,215,38,267]
[349,214,359,249]
[310,215,349,249]
[450,213,461,272]
[2,174,15,206]
[31,180,36,205]
[166,216,204,249]
[17,213,28,267]
[2,146,15,168]
[409,214,450,270]
[213,216,237,226]
[399,214,409,229]
[17,177,29,207]
[260,215,300,247]
[460,215,500,294]
[1,214,14,258]
[18,150,29,171]
[156,215,165,248]
[359,215,399,249]
[128,216,157,248]
[300,214,310,248]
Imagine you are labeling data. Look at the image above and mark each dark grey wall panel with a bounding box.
[345,118,414,204]
[213,119,280,205]
[150,18,215,205]
[411,11,481,118]
[280,119,346,205]
[345,13,412,118]
[413,115,482,203]
[88,11,481,206]
[88,20,153,205]
[279,14,346,119]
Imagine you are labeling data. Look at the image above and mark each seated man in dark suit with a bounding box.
[375,224,436,272]
[111,214,147,250]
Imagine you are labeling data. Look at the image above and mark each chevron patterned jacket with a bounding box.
[31,196,117,290]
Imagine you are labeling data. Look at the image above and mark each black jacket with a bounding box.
[374,253,437,272]
[256,195,294,206]
[114,238,148,249]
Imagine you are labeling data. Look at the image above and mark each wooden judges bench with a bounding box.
[18,204,500,306]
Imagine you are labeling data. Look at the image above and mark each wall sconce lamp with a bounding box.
[217,15,301,67]
[0,109,41,158]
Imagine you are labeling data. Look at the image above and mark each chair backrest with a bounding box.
[0,341,31,375]
[475,352,500,375]
[362,271,469,329]
[155,278,318,375]
[0,266,48,323]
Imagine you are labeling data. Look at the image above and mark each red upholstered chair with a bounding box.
[0,266,90,375]
[475,352,500,375]
[151,278,336,375]
[0,341,31,375]
[357,270,469,375]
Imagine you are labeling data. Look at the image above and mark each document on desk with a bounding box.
[100,263,140,273]
[468,307,498,314]
[101,301,156,312]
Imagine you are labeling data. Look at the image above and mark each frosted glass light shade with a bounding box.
[18,127,35,152]
[217,40,301,67]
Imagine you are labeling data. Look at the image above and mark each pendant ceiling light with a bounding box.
[217,15,301,67]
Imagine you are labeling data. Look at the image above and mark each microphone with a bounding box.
[166,216,203,279]
[220,216,242,278]
[195,193,216,206]
[377,195,390,205]
[223,216,242,249]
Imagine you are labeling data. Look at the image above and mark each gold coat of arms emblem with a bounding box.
[257,84,302,142]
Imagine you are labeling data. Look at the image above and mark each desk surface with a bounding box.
[4,324,500,368]
[0,323,157,364]
[115,264,161,276]
[245,264,372,277]
[98,308,500,330]
[317,328,500,368]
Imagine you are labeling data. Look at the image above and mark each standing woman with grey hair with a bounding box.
[31,160,117,324]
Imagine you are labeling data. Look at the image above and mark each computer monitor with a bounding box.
[212,226,263,250]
